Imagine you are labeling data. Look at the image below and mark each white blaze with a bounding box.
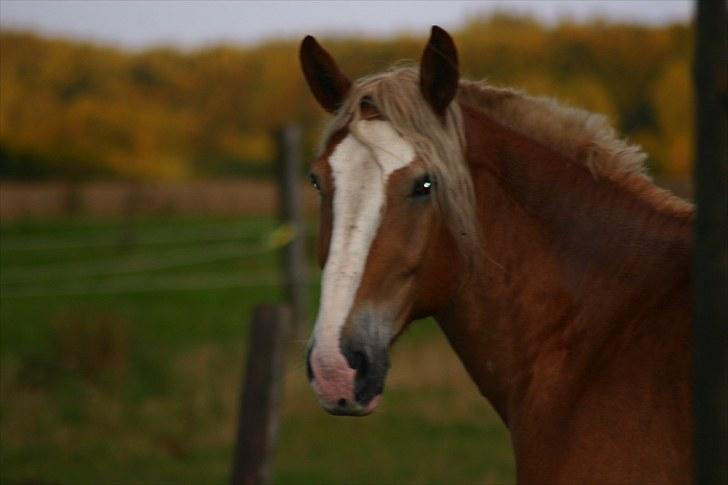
[313,119,415,361]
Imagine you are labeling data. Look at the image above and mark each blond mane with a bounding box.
[458,77,694,215]
[322,67,692,263]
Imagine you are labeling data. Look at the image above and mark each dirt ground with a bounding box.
[0,181,320,221]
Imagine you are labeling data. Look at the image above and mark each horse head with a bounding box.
[299,27,469,416]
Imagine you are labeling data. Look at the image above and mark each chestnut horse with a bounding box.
[300,27,693,483]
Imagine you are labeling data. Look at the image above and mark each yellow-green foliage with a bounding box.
[0,16,693,180]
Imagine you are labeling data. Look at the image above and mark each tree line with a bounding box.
[0,15,692,181]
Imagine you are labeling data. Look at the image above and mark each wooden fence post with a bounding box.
[231,304,292,485]
[275,125,308,336]
[693,0,727,482]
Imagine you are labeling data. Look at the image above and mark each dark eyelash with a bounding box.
[309,172,321,191]
[410,174,433,198]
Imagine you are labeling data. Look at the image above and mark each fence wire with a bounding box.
[0,220,275,252]
[0,219,315,298]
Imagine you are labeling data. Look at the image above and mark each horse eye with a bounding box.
[410,174,433,198]
[309,172,321,191]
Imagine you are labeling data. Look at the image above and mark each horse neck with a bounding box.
[436,104,693,430]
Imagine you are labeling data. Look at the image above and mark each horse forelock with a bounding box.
[322,67,482,268]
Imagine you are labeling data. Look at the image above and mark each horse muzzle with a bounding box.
[306,335,390,416]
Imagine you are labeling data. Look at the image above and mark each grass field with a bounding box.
[0,215,514,484]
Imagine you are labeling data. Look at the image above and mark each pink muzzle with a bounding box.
[309,347,382,416]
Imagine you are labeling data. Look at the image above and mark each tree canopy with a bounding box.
[0,16,692,181]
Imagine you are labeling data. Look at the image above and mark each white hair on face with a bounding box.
[313,119,414,365]
[324,68,479,269]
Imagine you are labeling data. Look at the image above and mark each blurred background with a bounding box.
[0,1,694,483]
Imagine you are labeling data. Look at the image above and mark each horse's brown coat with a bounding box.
[303,28,693,483]
[433,105,693,482]
[311,102,693,481]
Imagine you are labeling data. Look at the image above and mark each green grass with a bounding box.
[0,215,514,484]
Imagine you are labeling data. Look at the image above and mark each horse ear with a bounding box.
[420,26,459,117]
[300,36,352,113]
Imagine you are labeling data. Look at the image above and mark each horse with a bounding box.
[299,26,693,483]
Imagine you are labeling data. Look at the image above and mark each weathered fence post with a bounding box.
[275,125,308,336]
[231,304,292,485]
[693,0,727,482]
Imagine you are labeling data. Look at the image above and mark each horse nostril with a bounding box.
[353,351,369,379]
[345,349,370,378]
[341,338,387,405]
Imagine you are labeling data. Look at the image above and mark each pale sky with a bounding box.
[0,1,693,50]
